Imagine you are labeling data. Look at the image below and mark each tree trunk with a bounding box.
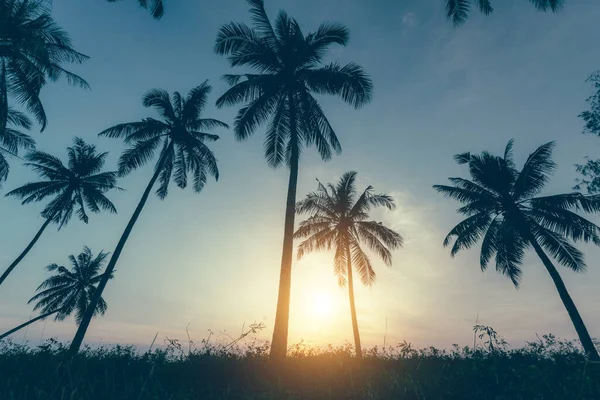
[529,238,599,360]
[0,217,52,287]
[0,309,60,341]
[345,239,362,359]
[270,94,299,360]
[69,144,172,355]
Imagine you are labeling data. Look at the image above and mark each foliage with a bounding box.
[29,246,112,323]
[434,139,600,287]
[6,137,119,228]
[446,0,565,26]
[0,333,599,400]
[99,82,227,198]
[107,0,164,19]
[214,0,372,168]
[0,0,89,130]
[0,106,34,185]
[575,71,600,193]
[295,171,403,287]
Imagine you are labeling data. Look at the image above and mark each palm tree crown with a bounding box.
[295,171,402,359]
[28,246,111,323]
[6,137,119,228]
[446,0,565,26]
[0,0,89,130]
[214,0,372,167]
[434,139,600,360]
[0,106,34,185]
[434,140,600,286]
[296,171,403,286]
[99,82,228,198]
[106,0,164,19]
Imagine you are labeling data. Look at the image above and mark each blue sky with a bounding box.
[1,0,600,351]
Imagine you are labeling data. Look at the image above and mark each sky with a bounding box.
[1,0,600,352]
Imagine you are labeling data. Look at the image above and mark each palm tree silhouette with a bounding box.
[295,172,403,359]
[106,0,164,19]
[434,140,600,360]
[0,0,89,131]
[69,82,228,355]
[0,247,111,341]
[0,105,34,185]
[214,0,373,358]
[445,0,564,25]
[3,138,118,287]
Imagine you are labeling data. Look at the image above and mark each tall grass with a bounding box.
[0,329,598,399]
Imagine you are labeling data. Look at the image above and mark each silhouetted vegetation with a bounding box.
[2,138,118,287]
[0,246,112,340]
[214,0,373,359]
[575,71,600,193]
[0,0,89,131]
[0,2,599,399]
[445,0,565,25]
[0,331,599,400]
[69,83,228,354]
[107,0,164,19]
[295,172,403,359]
[435,140,600,360]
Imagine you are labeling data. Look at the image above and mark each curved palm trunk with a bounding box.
[0,218,52,287]
[0,309,60,341]
[529,238,599,360]
[345,240,362,359]
[69,144,172,355]
[270,96,299,360]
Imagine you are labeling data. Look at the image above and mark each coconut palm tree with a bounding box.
[0,105,35,185]
[106,0,164,19]
[445,0,565,26]
[69,82,227,355]
[294,172,403,359]
[434,140,600,360]
[214,0,373,358]
[3,137,118,286]
[0,0,89,131]
[0,247,111,341]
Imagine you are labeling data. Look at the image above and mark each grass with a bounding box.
[0,328,599,400]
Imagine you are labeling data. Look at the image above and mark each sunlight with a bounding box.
[309,291,335,319]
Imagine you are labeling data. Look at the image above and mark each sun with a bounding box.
[309,291,335,319]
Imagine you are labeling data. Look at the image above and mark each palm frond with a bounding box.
[350,241,376,286]
[513,141,556,200]
[303,63,373,109]
[443,212,492,256]
[531,223,585,272]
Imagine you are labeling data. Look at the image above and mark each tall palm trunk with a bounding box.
[0,309,60,340]
[529,238,599,360]
[69,143,172,355]
[345,239,362,359]
[270,95,299,360]
[0,217,52,286]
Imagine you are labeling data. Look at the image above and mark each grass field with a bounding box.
[1,330,599,400]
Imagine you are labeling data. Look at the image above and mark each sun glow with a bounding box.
[309,291,336,319]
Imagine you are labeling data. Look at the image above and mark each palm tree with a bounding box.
[434,140,600,360]
[214,0,373,358]
[294,172,403,359]
[0,247,111,341]
[445,0,565,25]
[106,0,164,19]
[0,105,35,185]
[0,0,89,131]
[69,82,227,355]
[3,137,118,286]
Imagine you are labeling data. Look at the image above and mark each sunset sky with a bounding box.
[1,0,600,351]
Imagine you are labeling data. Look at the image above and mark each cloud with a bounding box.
[402,12,417,28]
